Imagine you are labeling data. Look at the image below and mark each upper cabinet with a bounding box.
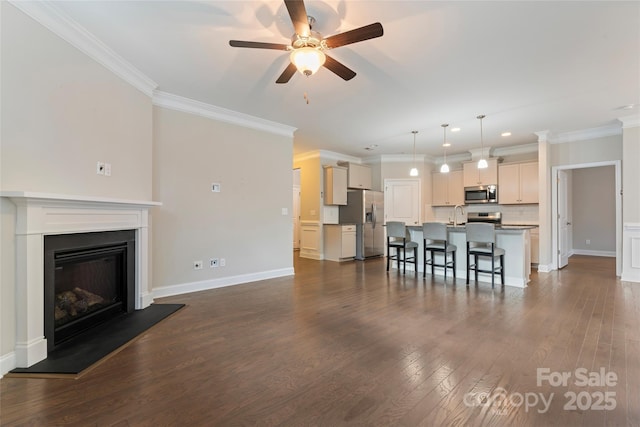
[463,158,498,187]
[432,170,464,206]
[499,161,539,204]
[324,165,348,205]
[338,161,372,189]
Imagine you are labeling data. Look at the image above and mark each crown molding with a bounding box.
[293,150,321,163]
[492,142,539,157]
[377,154,427,163]
[320,150,362,164]
[618,114,640,129]
[10,0,158,97]
[430,152,471,165]
[153,91,296,138]
[548,123,622,144]
[534,130,550,143]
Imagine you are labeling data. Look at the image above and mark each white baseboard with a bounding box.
[1,351,17,377]
[537,263,554,273]
[152,267,295,299]
[571,249,616,258]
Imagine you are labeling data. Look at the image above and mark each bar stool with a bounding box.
[422,222,456,279]
[465,222,505,287]
[386,221,418,274]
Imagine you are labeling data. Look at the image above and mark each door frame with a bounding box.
[557,169,570,269]
[551,160,621,275]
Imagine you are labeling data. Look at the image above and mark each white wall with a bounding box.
[151,107,293,293]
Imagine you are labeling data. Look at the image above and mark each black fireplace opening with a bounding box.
[44,230,135,352]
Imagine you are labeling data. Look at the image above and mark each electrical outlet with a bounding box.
[104,163,111,176]
[220,258,226,267]
[210,258,219,268]
[194,260,203,270]
[586,239,591,245]
[96,161,105,175]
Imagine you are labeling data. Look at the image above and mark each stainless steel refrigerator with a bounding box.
[339,190,385,260]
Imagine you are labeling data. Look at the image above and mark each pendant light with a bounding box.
[409,131,419,176]
[477,114,488,169]
[440,123,450,173]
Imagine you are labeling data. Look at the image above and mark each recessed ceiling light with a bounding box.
[451,127,461,132]
[442,142,451,147]
[501,132,512,137]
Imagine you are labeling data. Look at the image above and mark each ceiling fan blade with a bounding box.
[323,55,356,81]
[324,22,384,49]
[229,40,289,50]
[284,0,310,37]
[276,62,298,84]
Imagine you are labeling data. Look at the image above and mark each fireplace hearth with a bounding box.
[44,230,135,351]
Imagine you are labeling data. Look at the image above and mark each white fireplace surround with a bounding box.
[1,191,161,368]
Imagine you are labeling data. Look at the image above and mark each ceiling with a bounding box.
[50,1,640,159]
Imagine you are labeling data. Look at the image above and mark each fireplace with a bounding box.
[44,230,135,351]
[1,191,159,369]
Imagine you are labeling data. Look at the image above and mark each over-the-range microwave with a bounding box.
[464,185,498,204]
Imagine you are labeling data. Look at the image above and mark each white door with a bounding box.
[293,185,300,250]
[557,170,569,268]
[384,179,421,226]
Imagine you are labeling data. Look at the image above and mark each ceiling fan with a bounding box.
[229,0,383,84]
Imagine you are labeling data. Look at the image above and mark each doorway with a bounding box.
[551,161,621,275]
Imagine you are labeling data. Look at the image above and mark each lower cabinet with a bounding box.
[530,228,539,264]
[324,225,356,261]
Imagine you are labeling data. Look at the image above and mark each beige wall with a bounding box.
[151,107,293,289]
[293,155,322,222]
[0,2,153,357]
[0,3,152,200]
[550,135,623,167]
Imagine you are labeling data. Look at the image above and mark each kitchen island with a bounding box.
[400,224,536,288]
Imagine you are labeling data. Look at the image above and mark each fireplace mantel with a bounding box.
[1,191,161,368]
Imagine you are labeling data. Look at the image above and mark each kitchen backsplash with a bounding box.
[429,204,539,225]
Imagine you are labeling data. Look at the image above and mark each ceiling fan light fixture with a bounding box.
[290,47,326,76]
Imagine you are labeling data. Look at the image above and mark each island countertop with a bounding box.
[399,223,533,287]
[408,224,538,232]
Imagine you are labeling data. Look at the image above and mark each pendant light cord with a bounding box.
[478,114,485,159]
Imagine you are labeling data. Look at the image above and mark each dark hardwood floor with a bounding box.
[2,254,639,426]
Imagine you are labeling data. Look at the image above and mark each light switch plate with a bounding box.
[211,183,221,192]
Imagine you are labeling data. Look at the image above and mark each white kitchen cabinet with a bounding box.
[499,162,538,204]
[324,165,348,205]
[323,224,356,261]
[463,158,498,187]
[432,170,464,206]
[338,162,372,189]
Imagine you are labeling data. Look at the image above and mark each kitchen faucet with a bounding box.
[453,205,465,226]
